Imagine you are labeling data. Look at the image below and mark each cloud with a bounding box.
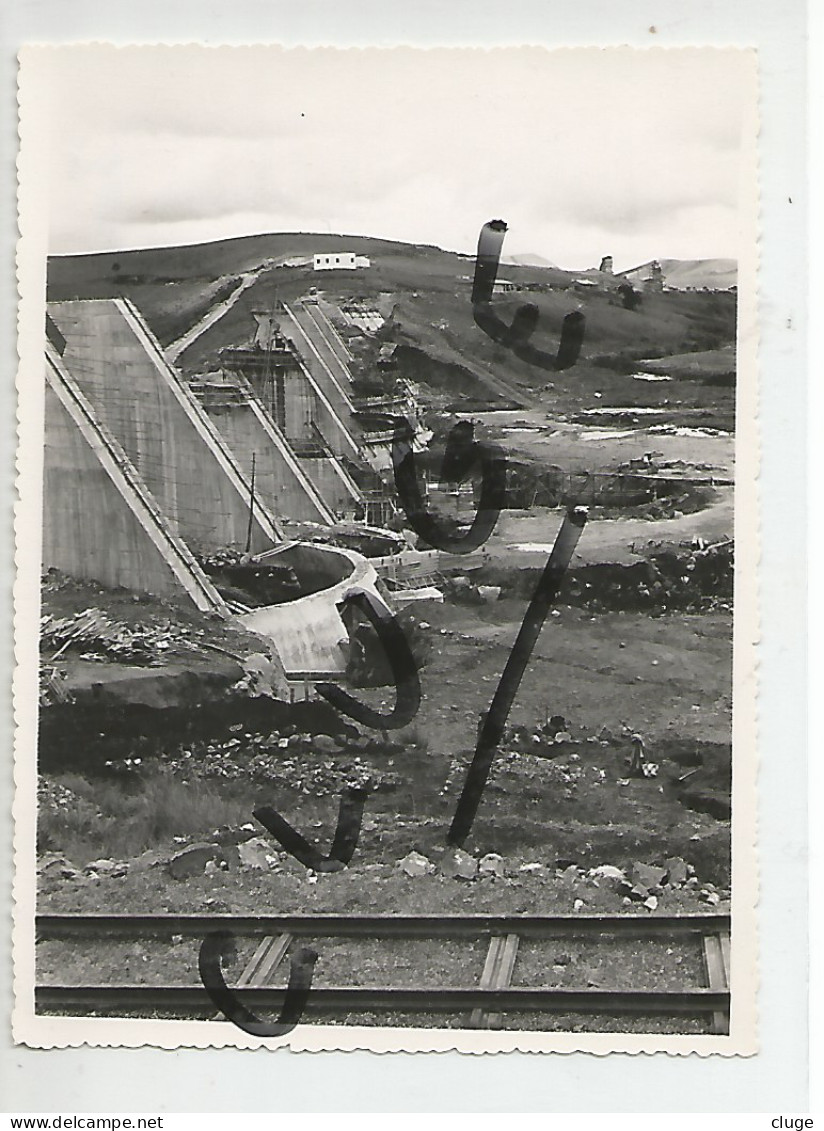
[33,44,756,265]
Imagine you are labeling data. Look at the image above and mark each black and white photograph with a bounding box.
[14,43,759,1053]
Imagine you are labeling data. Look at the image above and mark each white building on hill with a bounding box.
[314,252,371,271]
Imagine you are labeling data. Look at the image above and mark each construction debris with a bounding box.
[40,608,201,665]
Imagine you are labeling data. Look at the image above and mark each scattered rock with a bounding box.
[313,734,341,755]
[217,844,242,870]
[664,856,689,886]
[626,883,650,902]
[39,854,81,879]
[398,850,435,878]
[131,849,169,871]
[237,837,279,870]
[573,899,585,911]
[702,890,721,905]
[519,862,543,873]
[84,858,128,878]
[439,847,478,880]
[477,585,502,604]
[643,895,659,911]
[168,843,218,880]
[631,861,668,890]
[588,864,626,883]
[478,853,505,877]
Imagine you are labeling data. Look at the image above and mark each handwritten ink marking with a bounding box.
[316,589,421,729]
[392,418,507,554]
[199,931,317,1037]
[447,507,588,846]
[254,785,369,872]
[471,219,586,371]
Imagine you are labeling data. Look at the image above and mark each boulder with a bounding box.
[439,847,478,880]
[631,861,668,890]
[588,864,626,885]
[168,843,218,880]
[478,852,505,877]
[398,850,435,878]
[131,849,168,872]
[237,837,278,870]
[314,734,341,755]
[477,585,502,604]
[664,856,689,886]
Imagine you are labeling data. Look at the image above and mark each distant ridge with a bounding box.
[501,253,558,269]
[618,257,737,291]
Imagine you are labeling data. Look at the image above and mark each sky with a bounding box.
[27,45,756,271]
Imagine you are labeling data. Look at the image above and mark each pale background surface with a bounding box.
[1,0,811,1113]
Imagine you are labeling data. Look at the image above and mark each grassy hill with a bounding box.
[47,232,737,422]
[618,258,737,292]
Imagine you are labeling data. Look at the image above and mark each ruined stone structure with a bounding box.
[647,260,665,292]
[599,256,614,274]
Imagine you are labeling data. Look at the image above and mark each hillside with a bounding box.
[618,258,737,292]
[47,232,737,424]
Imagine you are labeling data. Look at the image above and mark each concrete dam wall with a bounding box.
[202,393,336,526]
[281,300,354,427]
[47,298,280,556]
[43,343,225,611]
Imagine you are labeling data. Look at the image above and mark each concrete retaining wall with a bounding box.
[47,298,280,555]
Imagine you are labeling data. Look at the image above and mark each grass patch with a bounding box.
[38,770,252,865]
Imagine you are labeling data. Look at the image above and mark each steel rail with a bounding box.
[36,984,728,1016]
[36,912,730,941]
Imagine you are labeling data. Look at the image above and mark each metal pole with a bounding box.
[244,452,257,555]
[447,506,588,846]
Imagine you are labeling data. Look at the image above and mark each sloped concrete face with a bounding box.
[202,396,335,525]
[299,455,363,518]
[43,345,225,611]
[281,300,355,426]
[47,298,280,556]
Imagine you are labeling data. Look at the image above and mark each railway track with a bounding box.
[36,913,731,1033]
